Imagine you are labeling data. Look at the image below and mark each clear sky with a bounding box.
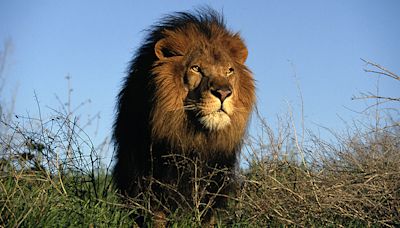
[1,1,399,155]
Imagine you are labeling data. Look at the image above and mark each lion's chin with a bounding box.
[198,111,231,131]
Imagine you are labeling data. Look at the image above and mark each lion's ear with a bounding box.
[226,36,248,64]
[155,38,183,60]
[155,39,167,59]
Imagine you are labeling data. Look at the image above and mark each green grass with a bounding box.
[0,169,134,227]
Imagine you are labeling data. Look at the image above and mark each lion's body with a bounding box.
[113,9,255,220]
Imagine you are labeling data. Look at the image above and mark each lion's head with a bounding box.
[153,23,250,130]
[113,9,255,221]
[148,15,255,156]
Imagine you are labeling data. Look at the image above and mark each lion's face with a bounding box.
[152,24,253,134]
[182,46,238,130]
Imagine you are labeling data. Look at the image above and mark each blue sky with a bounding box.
[1,1,399,154]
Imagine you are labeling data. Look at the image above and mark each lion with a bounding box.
[113,8,255,225]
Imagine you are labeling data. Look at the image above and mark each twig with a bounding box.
[361,58,400,81]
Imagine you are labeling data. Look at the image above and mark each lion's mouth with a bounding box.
[198,110,231,131]
[215,107,228,114]
[184,97,233,131]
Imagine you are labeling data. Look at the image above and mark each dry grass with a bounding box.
[233,112,399,227]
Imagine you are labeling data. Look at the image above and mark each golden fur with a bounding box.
[113,9,255,221]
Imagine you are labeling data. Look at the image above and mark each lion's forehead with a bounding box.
[190,43,232,61]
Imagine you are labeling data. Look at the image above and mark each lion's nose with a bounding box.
[211,87,232,102]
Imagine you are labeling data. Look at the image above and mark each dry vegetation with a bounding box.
[0,46,399,227]
[235,112,399,226]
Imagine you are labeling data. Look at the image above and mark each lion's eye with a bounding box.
[191,65,201,73]
[227,67,234,76]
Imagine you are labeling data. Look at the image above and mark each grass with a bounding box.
[1,60,399,227]
[237,116,400,227]
[0,110,136,227]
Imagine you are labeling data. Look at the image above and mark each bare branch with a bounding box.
[352,95,400,102]
[361,58,400,81]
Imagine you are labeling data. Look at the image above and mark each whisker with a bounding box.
[183,104,197,111]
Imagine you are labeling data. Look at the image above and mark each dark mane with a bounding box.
[153,8,225,39]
